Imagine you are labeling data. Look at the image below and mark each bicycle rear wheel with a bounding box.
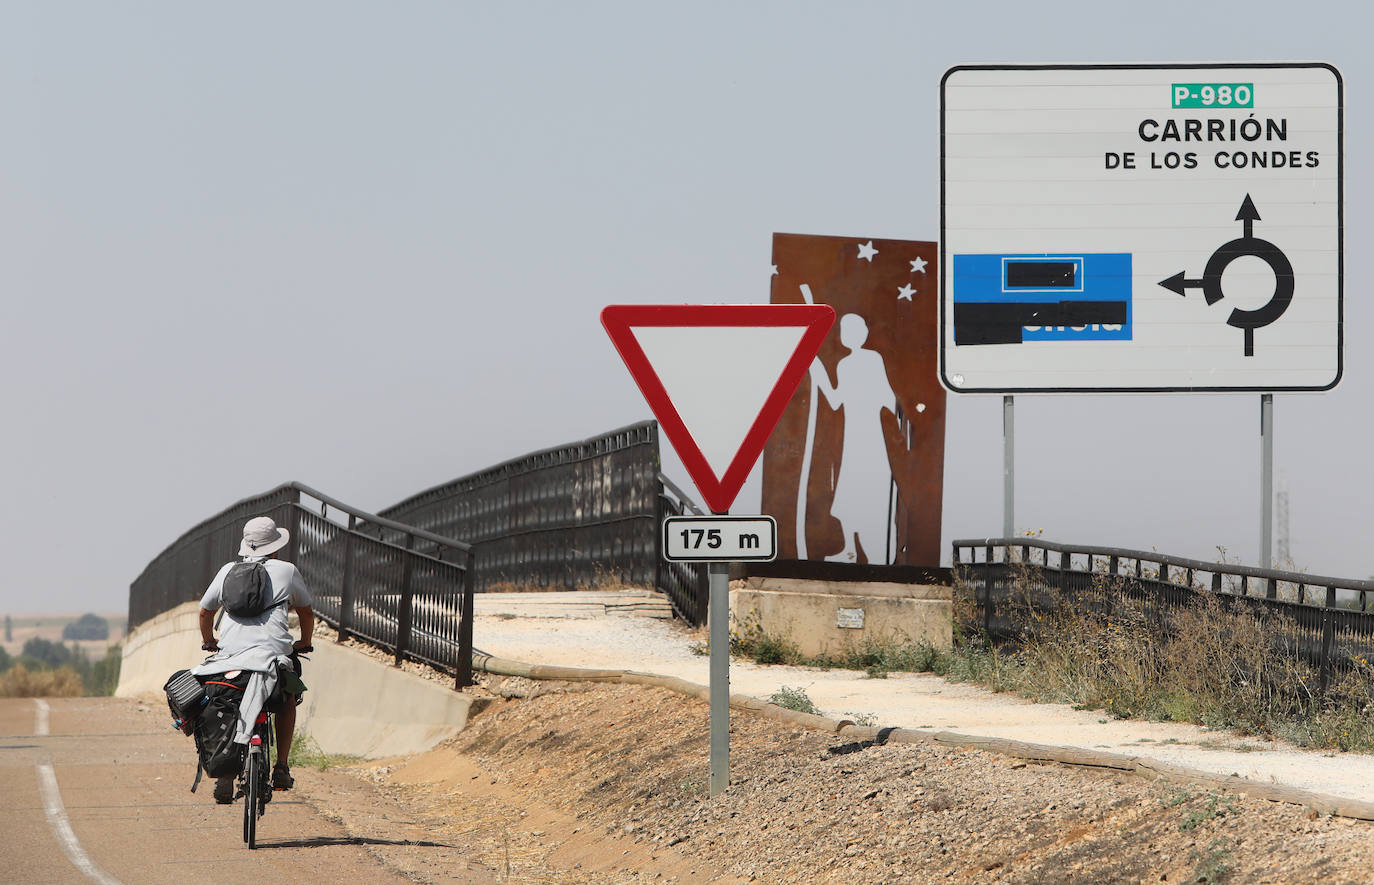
[243,749,259,849]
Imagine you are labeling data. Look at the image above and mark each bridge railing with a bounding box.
[376,420,708,625]
[129,482,476,688]
[656,472,707,625]
[953,537,1374,691]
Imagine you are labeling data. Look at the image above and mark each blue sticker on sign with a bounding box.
[952,253,1133,345]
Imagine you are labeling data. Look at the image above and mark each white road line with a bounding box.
[36,764,124,885]
[33,700,125,885]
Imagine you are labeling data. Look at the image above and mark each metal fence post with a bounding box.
[395,535,416,667]
[983,545,995,637]
[286,498,301,564]
[203,532,216,604]
[338,514,357,642]
[654,493,666,604]
[1320,585,1337,693]
[456,548,476,689]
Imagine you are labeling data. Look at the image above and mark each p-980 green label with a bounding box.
[1172,83,1253,109]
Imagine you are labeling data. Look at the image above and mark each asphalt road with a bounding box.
[0,697,413,885]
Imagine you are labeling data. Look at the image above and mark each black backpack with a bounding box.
[193,672,250,779]
[221,561,280,617]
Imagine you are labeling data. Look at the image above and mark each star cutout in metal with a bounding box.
[770,264,778,276]
[909,257,927,274]
[897,284,916,301]
[857,241,878,262]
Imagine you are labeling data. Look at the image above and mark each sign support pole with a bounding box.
[708,560,730,796]
[1260,394,1273,569]
[1003,395,1015,538]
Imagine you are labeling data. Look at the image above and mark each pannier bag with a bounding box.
[166,669,252,792]
[163,669,207,734]
[194,670,251,780]
[166,666,254,792]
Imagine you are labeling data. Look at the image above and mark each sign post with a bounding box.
[707,562,729,793]
[1003,395,1014,537]
[1261,394,1274,568]
[602,304,834,795]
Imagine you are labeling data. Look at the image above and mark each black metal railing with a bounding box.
[656,472,707,624]
[377,420,709,625]
[129,482,476,688]
[953,537,1374,691]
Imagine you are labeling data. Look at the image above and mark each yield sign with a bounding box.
[602,304,835,513]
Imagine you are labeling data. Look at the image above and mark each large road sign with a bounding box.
[601,304,835,513]
[941,63,1342,393]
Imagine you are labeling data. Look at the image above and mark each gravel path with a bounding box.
[473,591,1374,807]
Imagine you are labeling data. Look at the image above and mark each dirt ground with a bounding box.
[290,677,1374,884]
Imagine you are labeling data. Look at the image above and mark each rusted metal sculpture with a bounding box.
[762,233,946,566]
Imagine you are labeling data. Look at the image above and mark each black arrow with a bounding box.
[1159,271,1207,298]
[1236,193,1260,239]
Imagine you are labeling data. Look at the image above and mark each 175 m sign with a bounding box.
[662,516,777,562]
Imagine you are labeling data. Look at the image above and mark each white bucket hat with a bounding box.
[239,516,290,557]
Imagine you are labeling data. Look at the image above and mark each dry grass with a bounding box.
[0,664,85,698]
[955,567,1374,751]
[730,565,1374,753]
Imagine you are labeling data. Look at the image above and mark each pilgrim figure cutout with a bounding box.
[802,312,897,562]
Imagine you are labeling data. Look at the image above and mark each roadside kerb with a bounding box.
[470,651,1374,821]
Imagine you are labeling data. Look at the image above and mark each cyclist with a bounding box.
[195,515,314,804]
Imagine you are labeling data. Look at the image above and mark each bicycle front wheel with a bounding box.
[243,750,259,849]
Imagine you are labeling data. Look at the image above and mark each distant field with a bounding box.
[1,612,127,659]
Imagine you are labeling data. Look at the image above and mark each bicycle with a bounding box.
[200,644,311,849]
[241,704,275,848]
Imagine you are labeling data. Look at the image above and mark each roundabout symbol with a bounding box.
[1159,194,1294,357]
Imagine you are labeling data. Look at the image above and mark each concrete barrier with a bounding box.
[731,577,952,658]
[116,602,205,697]
[117,602,473,758]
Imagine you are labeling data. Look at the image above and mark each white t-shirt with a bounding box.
[200,557,312,656]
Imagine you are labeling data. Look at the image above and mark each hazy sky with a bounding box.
[3,2,1370,615]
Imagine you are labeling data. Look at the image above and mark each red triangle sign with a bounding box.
[602,304,835,513]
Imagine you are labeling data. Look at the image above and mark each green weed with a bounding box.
[1179,792,1237,832]
[288,732,360,771]
[1189,838,1233,883]
[769,685,819,715]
